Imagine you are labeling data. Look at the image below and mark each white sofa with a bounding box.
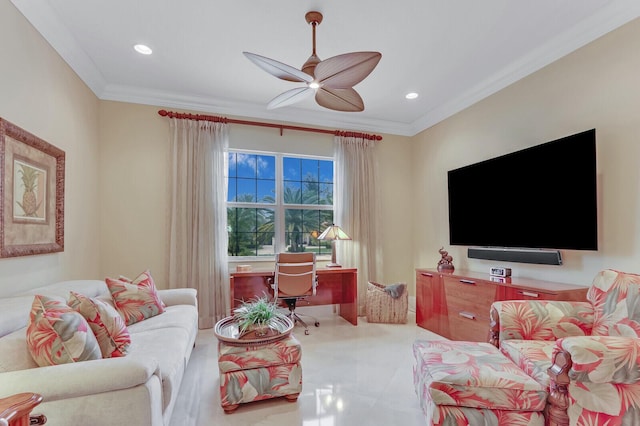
[0,280,198,426]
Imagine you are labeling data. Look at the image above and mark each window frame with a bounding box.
[227,149,334,261]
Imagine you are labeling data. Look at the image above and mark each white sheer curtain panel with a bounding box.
[334,135,383,316]
[169,118,229,329]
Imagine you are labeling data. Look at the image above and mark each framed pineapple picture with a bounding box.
[0,118,65,257]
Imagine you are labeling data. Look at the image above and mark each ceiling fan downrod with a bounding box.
[302,11,323,76]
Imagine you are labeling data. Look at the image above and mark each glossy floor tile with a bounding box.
[170,306,441,426]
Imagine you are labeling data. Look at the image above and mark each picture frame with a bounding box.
[0,118,65,257]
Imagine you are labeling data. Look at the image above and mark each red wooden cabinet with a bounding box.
[416,268,589,341]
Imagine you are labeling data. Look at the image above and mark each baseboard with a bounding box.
[467,247,562,265]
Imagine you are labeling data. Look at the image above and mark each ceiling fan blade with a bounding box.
[243,52,313,83]
[315,87,364,112]
[268,87,315,109]
[314,52,382,89]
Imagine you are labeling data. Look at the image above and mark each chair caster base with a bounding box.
[304,329,310,335]
[314,321,320,327]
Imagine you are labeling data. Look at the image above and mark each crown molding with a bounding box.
[101,84,415,136]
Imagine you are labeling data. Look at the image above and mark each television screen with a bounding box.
[447,129,597,251]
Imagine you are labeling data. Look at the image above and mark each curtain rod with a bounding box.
[157,109,382,141]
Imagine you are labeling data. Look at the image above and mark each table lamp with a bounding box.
[317,224,351,268]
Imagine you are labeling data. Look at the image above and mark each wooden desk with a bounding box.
[230,268,358,325]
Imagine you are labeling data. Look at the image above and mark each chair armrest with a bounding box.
[0,357,160,402]
[547,336,640,425]
[157,288,197,308]
[555,335,640,384]
[490,300,593,347]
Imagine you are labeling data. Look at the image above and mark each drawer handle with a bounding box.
[521,291,539,298]
[459,279,476,285]
[458,311,476,320]
[421,272,434,277]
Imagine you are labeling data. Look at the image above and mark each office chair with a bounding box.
[273,252,319,335]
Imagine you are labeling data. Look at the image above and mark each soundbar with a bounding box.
[468,247,562,265]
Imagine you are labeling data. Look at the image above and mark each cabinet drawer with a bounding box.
[503,287,555,300]
[446,297,491,323]
[443,276,497,305]
[447,311,491,342]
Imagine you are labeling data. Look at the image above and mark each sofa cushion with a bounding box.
[26,295,102,367]
[0,327,39,372]
[500,340,554,388]
[68,292,131,358]
[106,273,165,326]
[127,327,191,411]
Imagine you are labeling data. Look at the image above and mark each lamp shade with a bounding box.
[317,224,351,268]
[317,224,351,241]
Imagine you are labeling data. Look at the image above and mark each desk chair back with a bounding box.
[274,252,317,299]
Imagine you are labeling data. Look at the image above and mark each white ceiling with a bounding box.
[11,0,640,136]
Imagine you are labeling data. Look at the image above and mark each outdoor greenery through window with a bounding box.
[227,151,334,258]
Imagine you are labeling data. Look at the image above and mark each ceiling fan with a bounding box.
[243,11,382,112]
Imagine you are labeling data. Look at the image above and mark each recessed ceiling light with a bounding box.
[134,44,153,55]
[405,92,419,100]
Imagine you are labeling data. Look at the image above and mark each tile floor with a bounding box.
[170,306,441,426]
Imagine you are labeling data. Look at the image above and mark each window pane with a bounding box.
[319,160,333,183]
[283,181,302,204]
[301,159,319,182]
[285,209,333,254]
[283,157,300,181]
[227,207,274,256]
[319,182,333,205]
[236,178,256,202]
[257,179,275,203]
[256,155,275,179]
[236,153,257,178]
[227,177,237,202]
[228,153,237,177]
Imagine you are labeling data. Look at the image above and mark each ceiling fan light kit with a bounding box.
[243,11,381,112]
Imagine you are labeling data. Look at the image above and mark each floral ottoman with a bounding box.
[218,334,302,413]
[413,340,547,425]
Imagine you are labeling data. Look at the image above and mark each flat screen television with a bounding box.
[447,129,597,251]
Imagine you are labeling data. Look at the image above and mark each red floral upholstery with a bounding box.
[106,270,165,325]
[491,269,640,425]
[218,334,302,412]
[413,340,546,425]
[26,295,102,366]
[68,291,131,358]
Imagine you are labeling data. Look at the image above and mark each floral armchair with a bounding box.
[489,269,640,426]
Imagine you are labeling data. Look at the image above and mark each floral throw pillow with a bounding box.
[106,270,165,325]
[26,294,102,367]
[68,291,131,357]
[118,270,166,308]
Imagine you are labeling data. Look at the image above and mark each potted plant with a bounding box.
[233,295,282,338]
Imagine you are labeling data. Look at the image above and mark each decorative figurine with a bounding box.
[437,247,455,272]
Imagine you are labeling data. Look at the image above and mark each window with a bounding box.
[227,151,334,258]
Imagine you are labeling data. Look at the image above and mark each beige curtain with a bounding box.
[169,118,229,329]
[334,135,383,316]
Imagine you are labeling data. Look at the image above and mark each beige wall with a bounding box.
[98,103,415,289]
[411,17,640,286]
[0,1,101,296]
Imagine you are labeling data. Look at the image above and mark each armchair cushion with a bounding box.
[500,340,555,388]
[491,300,593,344]
[587,269,640,337]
